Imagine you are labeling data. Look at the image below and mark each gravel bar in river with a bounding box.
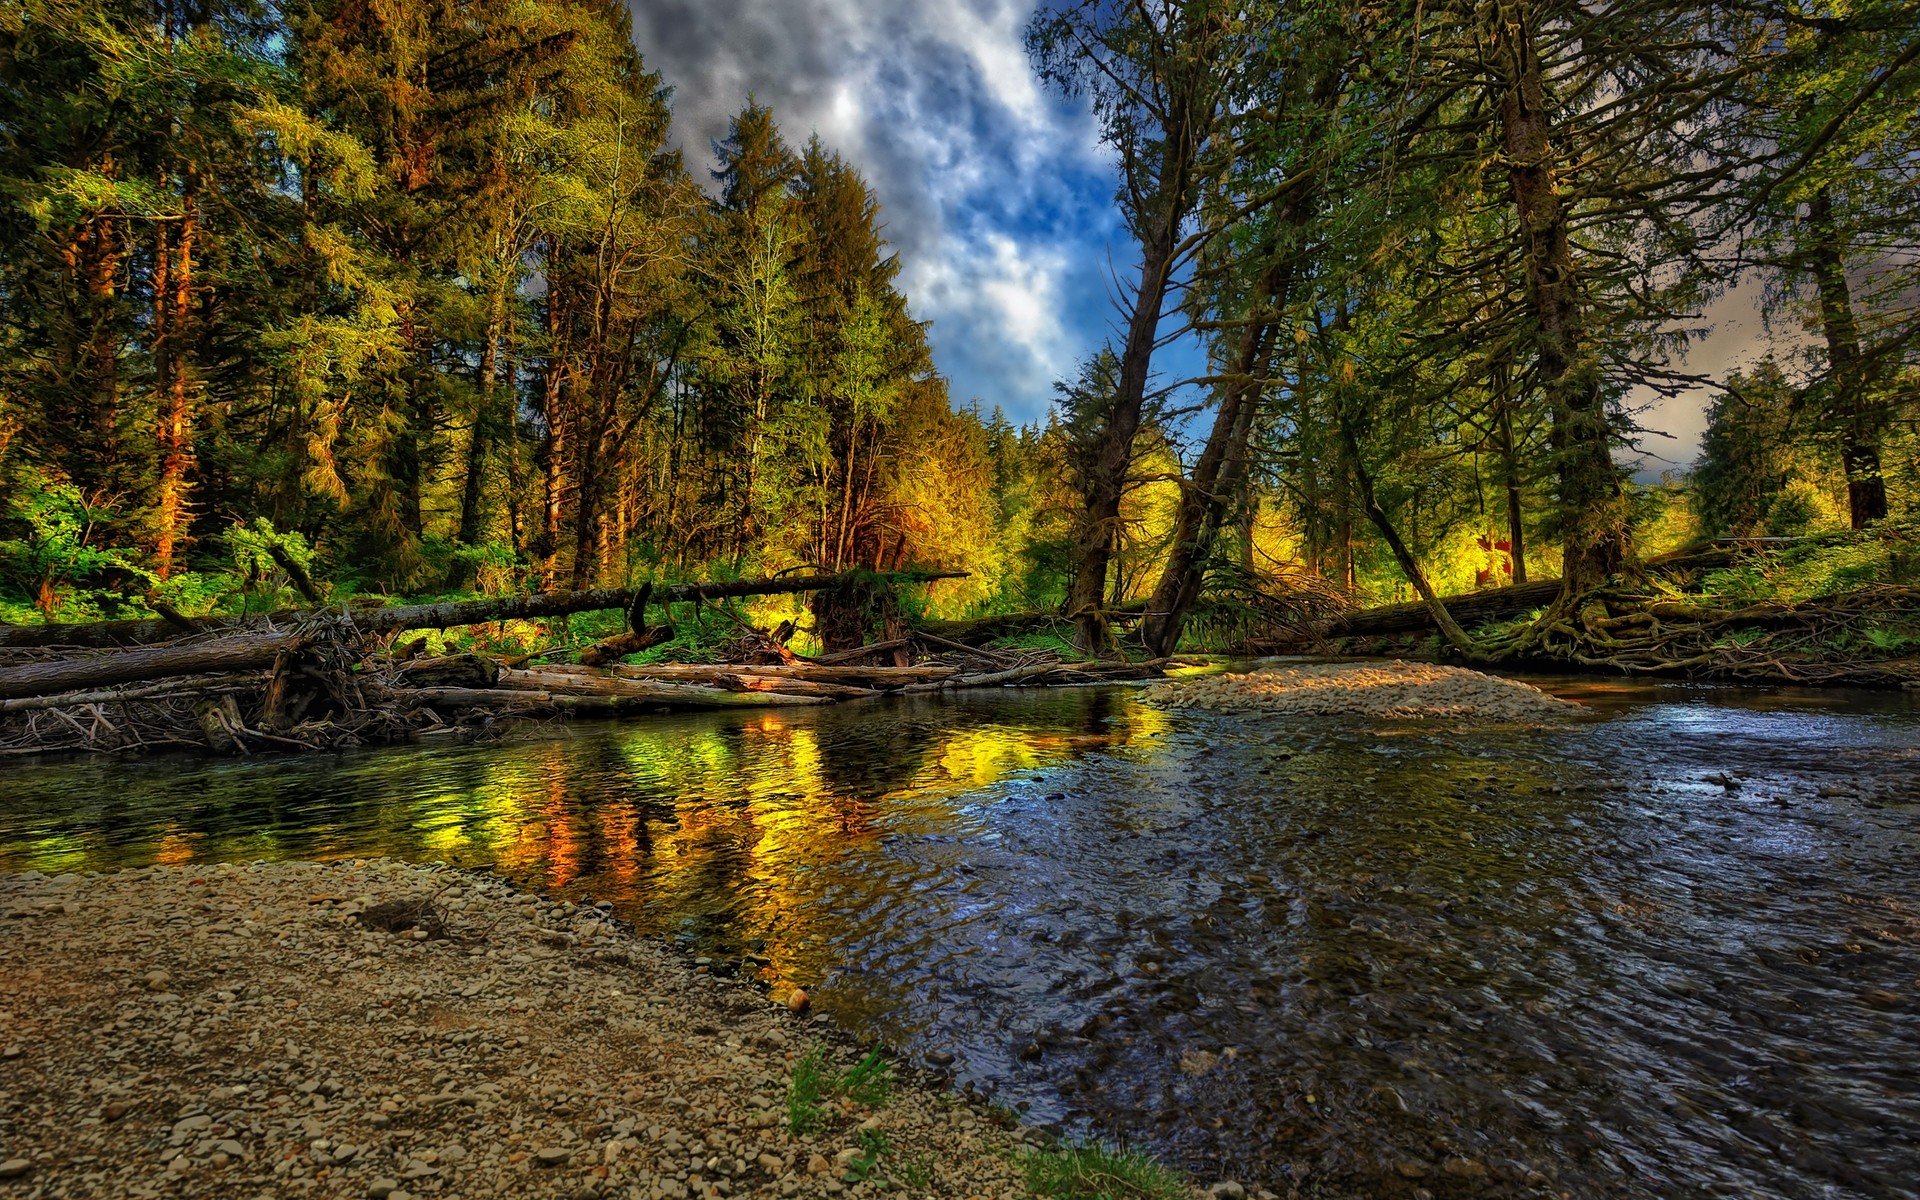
[1143,660,1581,720]
[0,860,1067,1200]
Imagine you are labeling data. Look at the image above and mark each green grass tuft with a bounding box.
[786,1044,895,1135]
[1020,1144,1187,1200]
[786,1046,829,1135]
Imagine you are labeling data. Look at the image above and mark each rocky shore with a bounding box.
[1144,660,1582,721]
[0,860,1050,1200]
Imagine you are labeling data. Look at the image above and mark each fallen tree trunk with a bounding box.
[0,633,295,701]
[609,662,959,687]
[0,673,267,714]
[1303,580,1564,642]
[0,569,969,650]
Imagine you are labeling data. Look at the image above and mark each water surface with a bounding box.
[2,679,1917,1199]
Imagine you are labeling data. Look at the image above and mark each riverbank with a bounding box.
[0,860,1104,1200]
[1143,660,1582,720]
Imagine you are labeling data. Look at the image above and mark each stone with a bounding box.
[0,1160,29,1180]
[367,1178,401,1198]
[807,1155,831,1176]
[1441,1158,1489,1179]
[786,989,810,1014]
[145,969,173,991]
[756,1154,783,1174]
[535,1147,572,1167]
[1209,1181,1247,1200]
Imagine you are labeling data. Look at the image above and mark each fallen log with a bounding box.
[0,569,969,649]
[0,633,295,701]
[609,663,959,687]
[1318,580,1564,641]
[0,673,267,714]
[712,673,879,699]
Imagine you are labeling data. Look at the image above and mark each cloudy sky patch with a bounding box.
[627,0,1118,425]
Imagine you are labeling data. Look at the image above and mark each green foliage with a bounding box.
[1019,1144,1185,1200]
[844,1128,890,1183]
[786,1046,829,1135]
[1699,519,1920,603]
[785,1044,893,1136]
[0,484,152,620]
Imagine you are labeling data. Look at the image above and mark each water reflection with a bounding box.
[2,682,1918,1199]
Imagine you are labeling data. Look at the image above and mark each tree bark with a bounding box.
[1805,189,1887,529]
[1066,61,1210,657]
[1333,393,1475,652]
[1139,234,1300,656]
[152,182,196,580]
[1491,0,1626,591]
[1493,359,1528,584]
[0,633,293,700]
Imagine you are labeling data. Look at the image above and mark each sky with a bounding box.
[624,0,1777,472]
[626,0,1124,430]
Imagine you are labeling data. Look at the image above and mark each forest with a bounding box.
[0,0,1916,668]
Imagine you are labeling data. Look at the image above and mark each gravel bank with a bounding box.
[1143,660,1581,721]
[0,860,1046,1200]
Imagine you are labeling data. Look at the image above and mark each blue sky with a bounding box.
[624,0,1770,469]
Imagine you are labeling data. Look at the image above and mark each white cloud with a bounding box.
[627,0,1115,420]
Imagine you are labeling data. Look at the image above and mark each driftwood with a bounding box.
[0,633,294,700]
[0,567,1194,758]
[0,569,969,649]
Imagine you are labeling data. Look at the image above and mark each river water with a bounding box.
[2,676,1917,1199]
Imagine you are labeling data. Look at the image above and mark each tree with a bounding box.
[1029,0,1239,654]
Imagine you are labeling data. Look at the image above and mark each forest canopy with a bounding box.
[0,0,1915,655]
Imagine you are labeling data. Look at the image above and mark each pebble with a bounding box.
[1209,1181,1246,1200]
[1145,660,1580,720]
[0,859,1056,1200]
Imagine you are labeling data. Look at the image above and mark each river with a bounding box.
[2,676,1916,1199]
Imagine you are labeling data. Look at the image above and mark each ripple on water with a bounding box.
[1,681,1917,1199]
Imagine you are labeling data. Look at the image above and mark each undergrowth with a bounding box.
[1020,1143,1186,1200]
[786,1045,894,1135]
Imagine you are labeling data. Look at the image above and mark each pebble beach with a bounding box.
[1143,660,1582,721]
[0,860,1054,1200]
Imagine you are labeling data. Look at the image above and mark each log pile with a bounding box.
[0,572,1177,758]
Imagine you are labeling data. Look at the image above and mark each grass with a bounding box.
[786,1044,895,1135]
[1020,1144,1187,1200]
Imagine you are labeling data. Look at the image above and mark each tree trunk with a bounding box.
[1492,0,1626,591]
[1139,250,1292,657]
[1333,393,1474,652]
[152,184,196,580]
[455,288,505,553]
[1068,196,1193,654]
[0,633,293,700]
[1805,189,1887,529]
[540,261,568,587]
[1493,360,1528,584]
